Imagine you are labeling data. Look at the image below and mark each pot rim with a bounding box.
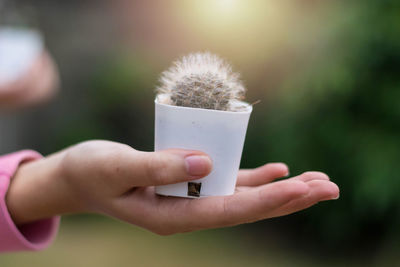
[155,95,252,114]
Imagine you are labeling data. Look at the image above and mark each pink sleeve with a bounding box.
[0,150,60,252]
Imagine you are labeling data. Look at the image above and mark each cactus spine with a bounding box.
[157,52,246,111]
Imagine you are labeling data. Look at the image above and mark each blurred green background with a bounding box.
[1,0,400,266]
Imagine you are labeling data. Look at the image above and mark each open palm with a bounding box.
[110,163,339,235]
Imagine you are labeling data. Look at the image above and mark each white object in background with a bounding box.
[0,27,43,85]
[154,95,252,198]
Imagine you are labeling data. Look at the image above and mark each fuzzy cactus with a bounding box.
[157,52,246,111]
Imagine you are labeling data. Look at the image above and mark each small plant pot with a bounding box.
[154,96,252,198]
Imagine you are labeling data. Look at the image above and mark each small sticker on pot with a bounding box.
[188,182,201,197]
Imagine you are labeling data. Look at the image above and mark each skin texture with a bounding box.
[6,140,339,235]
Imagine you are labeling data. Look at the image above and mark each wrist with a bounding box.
[5,151,81,225]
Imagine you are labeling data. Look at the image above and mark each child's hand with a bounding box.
[6,140,339,235]
[0,51,59,109]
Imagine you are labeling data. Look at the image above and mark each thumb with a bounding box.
[133,149,213,186]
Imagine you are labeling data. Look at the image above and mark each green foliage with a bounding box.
[242,0,400,247]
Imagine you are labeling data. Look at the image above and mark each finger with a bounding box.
[24,51,59,105]
[236,171,330,193]
[150,179,310,234]
[236,163,289,186]
[268,180,339,218]
[290,171,330,182]
[130,149,213,186]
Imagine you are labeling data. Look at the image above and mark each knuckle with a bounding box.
[146,154,169,184]
[220,197,234,225]
[303,171,329,180]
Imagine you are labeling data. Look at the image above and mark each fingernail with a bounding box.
[185,155,212,176]
[282,164,290,177]
[332,194,340,200]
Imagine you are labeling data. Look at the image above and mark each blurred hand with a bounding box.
[0,51,59,109]
[6,140,339,235]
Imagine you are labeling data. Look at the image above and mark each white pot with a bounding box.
[154,96,252,198]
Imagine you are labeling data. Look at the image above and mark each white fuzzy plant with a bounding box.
[157,52,247,112]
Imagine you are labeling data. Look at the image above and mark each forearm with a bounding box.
[5,150,79,225]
